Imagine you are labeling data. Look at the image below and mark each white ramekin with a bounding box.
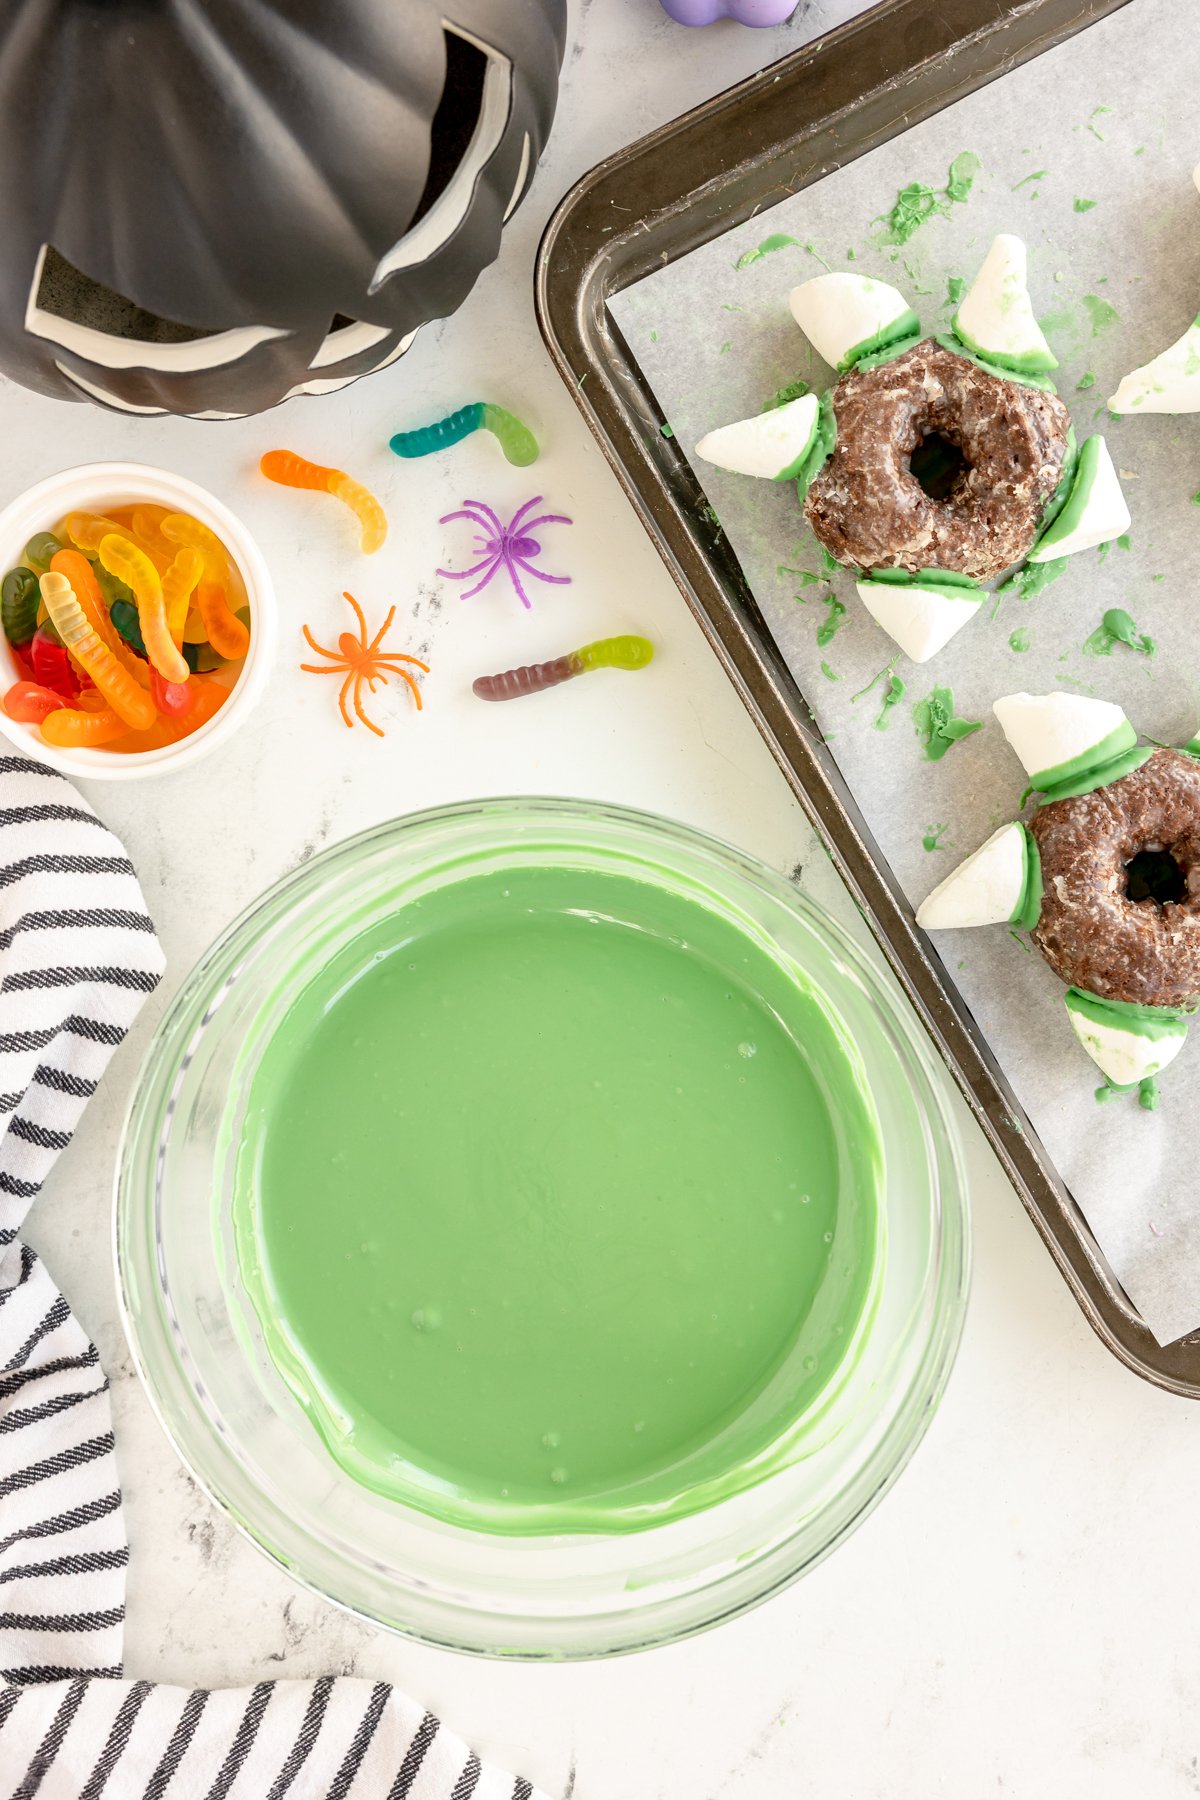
[0,462,276,780]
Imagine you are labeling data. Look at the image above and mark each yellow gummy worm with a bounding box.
[39,571,157,731]
[182,605,208,644]
[160,513,227,581]
[259,449,387,555]
[161,548,204,645]
[98,534,189,685]
[64,511,128,555]
[132,506,178,570]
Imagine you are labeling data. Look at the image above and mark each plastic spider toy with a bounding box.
[300,591,427,737]
[437,495,572,610]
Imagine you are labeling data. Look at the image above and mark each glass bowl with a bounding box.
[115,798,969,1658]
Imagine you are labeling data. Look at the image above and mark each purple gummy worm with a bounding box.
[658,0,799,22]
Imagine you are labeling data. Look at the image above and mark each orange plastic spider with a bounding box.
[300,591,428,737]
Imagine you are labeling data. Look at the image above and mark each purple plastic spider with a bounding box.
[437,495,573,610]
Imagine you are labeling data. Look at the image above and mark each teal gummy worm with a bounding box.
[388,403,539,467]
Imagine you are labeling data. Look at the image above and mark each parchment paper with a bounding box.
[609,0,1200,1344]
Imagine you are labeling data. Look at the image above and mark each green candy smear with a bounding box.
[912,686,983,761]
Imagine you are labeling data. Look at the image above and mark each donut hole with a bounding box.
[1124,845,1187,906]
[909,431,969,502]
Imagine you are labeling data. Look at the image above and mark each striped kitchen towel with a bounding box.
[0,756,549,1800]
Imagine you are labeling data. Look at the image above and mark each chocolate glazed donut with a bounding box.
[805,340,1072,581]
[1031,750,1200,1008]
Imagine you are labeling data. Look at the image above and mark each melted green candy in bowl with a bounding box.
[117,802,968,1655]
[233,863,883,1535]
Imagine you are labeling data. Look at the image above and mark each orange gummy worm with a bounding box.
[107,674,228,753]
[260,450,387,554]
[40,704,127,748]
[196,582,250,659]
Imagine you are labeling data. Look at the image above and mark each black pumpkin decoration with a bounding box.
[0,0,565,419]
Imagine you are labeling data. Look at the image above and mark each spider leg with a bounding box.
[516,512,573,533]
[341,591,370,648]
[457,556,505,600]
[503,496,544,535]
[502,556,533,610]
[366,606,397,656]
[373,653,430,673]
[460,499,506,536]
[353,673,385,738]
[300,663,346,675]
[512,555,572,585]
[394,667,424,711]
[439,507,494,530]
[438,549,501,582]
[302,624,341,659]
[337,672,355,730]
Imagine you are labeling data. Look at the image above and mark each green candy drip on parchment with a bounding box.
[879,151,980,245]
[816,595,846,647]
[1083,608,1155,658]
[912,686,983,761]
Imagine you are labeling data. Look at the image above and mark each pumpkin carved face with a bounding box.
[1,0,565,418]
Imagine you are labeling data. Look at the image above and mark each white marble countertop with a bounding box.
[9,2,1200,1795]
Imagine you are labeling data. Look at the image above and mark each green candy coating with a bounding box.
[934,332,1058,393]
[841,313,922,372]
[793,389,837,504]
[1031,720,1137,793]
[1035,745,1153,806]
[865,567,980,591]
[1038,425,1078,538]
[1065,987,1195,1032]
[1010,827,1043,933]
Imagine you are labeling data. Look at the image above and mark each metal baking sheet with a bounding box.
[536,0,1200,1391]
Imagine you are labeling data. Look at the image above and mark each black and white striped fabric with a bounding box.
[0,759,549,1800]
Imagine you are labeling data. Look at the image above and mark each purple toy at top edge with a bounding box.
[658,0,799,23]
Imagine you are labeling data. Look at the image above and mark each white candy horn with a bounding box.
[855,575,981,664]
[992,692,1134,788]
[953,234,1057,374]
[788,273,918,372]
[694,393,820,481]
[1108,315,1200,415]
[1029,436,1130,561]
[1065,990,1189,1089]
[916,822,1030,930]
